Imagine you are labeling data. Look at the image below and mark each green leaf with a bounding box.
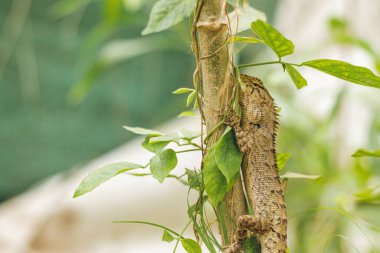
[302,59,380,89]
[229,36,264,44]
[193,98,198,110]
[285,64,307,89]
[181,238,202,253]
[149,133,181,143]
[173,87,195,94]
[203,147,232,206]
[215,129,242,183]
[142,0,196,35]
[352,148,380,158]
[280,172,322,180]
[375,60,380,74]
[243,236,261,253]
[142,134,170,153]
[162,230,175,242]
[150,149,178,183]
[180,129,201,140]
[328,17,348,31]
[74,162,143,198]
[178,111,197,117]
[123,126,163,135]
[186,169,202,189]
[187,90,196,107]
[251,20,294,58]
[229,5,266,33]
[276,153,292,172]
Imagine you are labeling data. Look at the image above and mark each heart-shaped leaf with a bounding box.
[150,149,178,182]
[214,129,242,183]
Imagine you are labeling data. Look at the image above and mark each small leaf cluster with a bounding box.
[73,126,201,198]
[173,87,198,117]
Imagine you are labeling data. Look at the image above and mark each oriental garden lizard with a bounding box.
[224,74,287,253]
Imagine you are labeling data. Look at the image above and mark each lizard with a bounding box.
[224,74,287,253]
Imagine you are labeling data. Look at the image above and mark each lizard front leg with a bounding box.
[225,110,251,154]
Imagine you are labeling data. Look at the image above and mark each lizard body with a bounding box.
[224,74,287,253]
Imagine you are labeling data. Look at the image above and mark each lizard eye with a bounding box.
[251,123,262,130]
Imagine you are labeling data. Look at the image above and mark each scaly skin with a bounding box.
[224,74,287,253]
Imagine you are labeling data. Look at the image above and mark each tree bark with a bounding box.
[196,0,248,245]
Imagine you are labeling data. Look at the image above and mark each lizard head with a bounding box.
[239,74,276,133]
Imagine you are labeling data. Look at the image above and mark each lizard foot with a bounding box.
[224,110,240,128]
[224,111,251,154]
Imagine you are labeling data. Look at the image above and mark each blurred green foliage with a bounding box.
[277,88,380,252]
[0,0,193,201]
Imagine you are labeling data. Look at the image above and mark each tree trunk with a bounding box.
[195,0,248,245]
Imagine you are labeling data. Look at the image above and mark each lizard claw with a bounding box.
[224,110,251,154]
[224,110,240,128]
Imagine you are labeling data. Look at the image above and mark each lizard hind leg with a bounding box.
[223,215,270,253]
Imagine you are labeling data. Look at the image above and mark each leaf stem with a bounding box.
[173,219,193,253]
[176,148,201,154]
[286,62,302,67]
[176,141,202,150]
[238,60,281,69]
[188,141,202,149]
[113,220,183,238]
[204,119,225,144]
[238,60,302,69]
[128,173,189,185]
